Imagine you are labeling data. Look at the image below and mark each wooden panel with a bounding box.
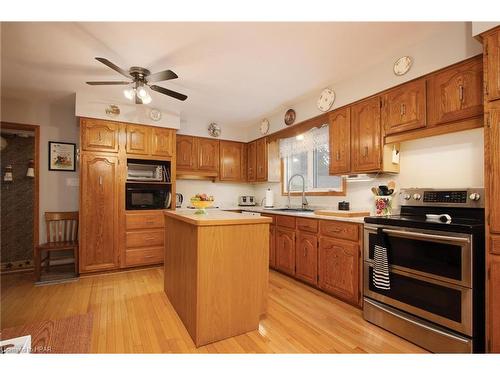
[197,138,219,172]
[490,108,500,234]
[125,247,163,266]
[427,56,483,126]
[295,232,318,286]
[489,256,500,352]
[125,213,165,230]
[151,127,175,157]
[219,140,244,181]
[486,30,500,102]
[269,225,276,268]
[276,215,296,229]
[318,237,359,305]
[491,236,500,255]
[383,79,426,135]
[261,213,276,225]
[351,96,382,172]
[267,140,281,182]
[126,124,150,155]
[247,141,256,182]
[329,107,351,175]
[276,227,296,276]
[319,220,359,242]
[80,118,119,153]
[79,153,119,272]
[176,135,197,170]
[126,230,164,249]
[296,217,318,233]
[256,137,268,181]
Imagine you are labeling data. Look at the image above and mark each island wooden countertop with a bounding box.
[164,209,273,226]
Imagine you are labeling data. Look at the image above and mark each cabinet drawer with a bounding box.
[126,230,164,249]
[492,236,500,255]
[276,215,296,229]
[125,247,163,266]
[297,218,318,233]
[126,214,164,230]
[320,220,359,242]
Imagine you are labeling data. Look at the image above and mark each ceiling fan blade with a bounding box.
[150,85,188,101]
[147,69,178,83]
[86,81,131,85]
[95,57,131,78]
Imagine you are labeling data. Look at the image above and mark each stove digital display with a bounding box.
[423,191,467,203]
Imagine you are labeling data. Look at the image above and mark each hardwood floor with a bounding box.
[0,267,427,353]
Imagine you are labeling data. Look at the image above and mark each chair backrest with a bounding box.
[45,211,79,243]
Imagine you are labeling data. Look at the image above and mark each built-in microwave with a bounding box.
[126,183,171,210]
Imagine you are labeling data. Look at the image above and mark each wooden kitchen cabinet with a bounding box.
[197,138,219,173]
[383,79,427,135]
[176,135,197,170]
[296,232,318,286]
[151,127,175,157]
[489,107,500,234]
[427,55,483,126]
[269,225,276,268]
[126,124,151,155]
[351,96,382,172]
[247,140,256,182]
[256,137,268,181]
[79,153,120,272]
[329,107,351,175]
[276,227,296,276]
[318,237,359,305]
[489,256,500,352]
[219,140,246,182]
[81,118,120,153]
[486,30,500,102]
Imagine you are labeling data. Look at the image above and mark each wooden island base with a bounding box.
[164,210,271,347]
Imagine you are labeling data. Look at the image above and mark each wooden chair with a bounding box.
[34,212,79,282]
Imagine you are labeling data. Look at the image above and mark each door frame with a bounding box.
[1,121,40,266]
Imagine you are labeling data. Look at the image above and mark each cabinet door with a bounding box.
[276,227,296,276]
[176,135,197,170]
[247,141,257,182]
[351,97,382,172]
[486,31,500,102]
[384,79,426,135]
[81,118,119,153]
[198,138,219,172]
[219,140,243,181]
[427,57,483,126]
[490,108,500,234]
[489,256,500,352]
[329,107,351,175]
[240,143,248,181]
[296,232,318,286]
[151,128,175,157]
[318,237,359,305]
[269,225,276,268]
[80,153,119,272]
[256,137,268,181]
[126,124,150,155]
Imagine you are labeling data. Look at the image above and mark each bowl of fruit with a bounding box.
[190,193,215,214]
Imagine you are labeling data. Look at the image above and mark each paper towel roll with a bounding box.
[265,188,274,208]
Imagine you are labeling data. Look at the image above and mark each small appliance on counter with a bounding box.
[176,193,183,208]
[338,201,350,211]
[238,195,256,206]
[126,159,171,182]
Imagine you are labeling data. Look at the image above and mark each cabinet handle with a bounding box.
[363,146,369,157]
[145,220,155,225]
[400,103,406,116]
[459,85,464,102]
[336,151,340,161]
[328,227,342,233]
[145,237,156,241]
[98,132,102,141]
[99,176,103,186]
[144,255,156,258]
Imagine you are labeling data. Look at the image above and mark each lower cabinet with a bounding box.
[489,255,500,352]
[124,211,165,267]
[276,227,296,276]
[318,237,360,305]
[295,232,318,286]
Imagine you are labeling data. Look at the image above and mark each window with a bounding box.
[280,125,345,195]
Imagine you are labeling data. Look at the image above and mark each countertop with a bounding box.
[164,209,273,226]
[221,206,369,224]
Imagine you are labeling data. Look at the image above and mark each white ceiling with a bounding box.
[1,22,459,127]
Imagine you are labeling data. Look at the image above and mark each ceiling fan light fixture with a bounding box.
[141,92,152,104]
[136,86,149,100]
[124,87,135,100]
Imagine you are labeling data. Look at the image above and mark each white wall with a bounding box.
[1,95,79,244]
[472,22,500,36]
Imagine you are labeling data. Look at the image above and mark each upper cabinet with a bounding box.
[247,140,257,182]
[383,79,427,135]
[427,55,483,126]
[256,138,268,181]
[197,138,220,173]
[81,118,120,153]
[176,135,220,178]
[486,31,500,102]
[125,124,175,158]
[151,127,175,157]
[329,107,351,175]
[351,97,382,173]
[219,140,246,182]
[126,124,150,155]
[176,135,198,171]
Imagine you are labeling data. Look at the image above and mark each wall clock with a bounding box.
[260,119,270,135]
[149,108,162,121]
[208,122,221,137]
[393,56,412,76]
[284,109,296,126]
[317,88,336,112]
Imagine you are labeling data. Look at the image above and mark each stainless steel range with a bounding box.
[363,188,485,353]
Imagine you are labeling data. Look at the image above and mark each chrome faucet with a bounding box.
[287,174,308,209]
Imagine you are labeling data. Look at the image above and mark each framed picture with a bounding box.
[48,141,76,171]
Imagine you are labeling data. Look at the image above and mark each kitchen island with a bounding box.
[163,210,272,347]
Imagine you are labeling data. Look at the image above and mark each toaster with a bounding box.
[238,195,256,206]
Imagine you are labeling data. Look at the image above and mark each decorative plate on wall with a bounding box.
[208,122,221,137]
[317,88,336,112]
[393,56,413,76]
[260,119,270,135]
[284,109,296,126]
[149,108,162,121]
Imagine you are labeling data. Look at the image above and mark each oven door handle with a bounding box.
[379,228,470,243]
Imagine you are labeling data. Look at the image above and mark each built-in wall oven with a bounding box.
[363,188,485,353]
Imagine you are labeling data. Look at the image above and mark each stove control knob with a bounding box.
[413,193,422,200]
[469,193,481,201]
[403,194,411,200]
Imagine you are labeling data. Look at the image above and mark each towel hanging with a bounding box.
[373,228,391,290]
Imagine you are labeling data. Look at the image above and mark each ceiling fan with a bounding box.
[86,57,188,104]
